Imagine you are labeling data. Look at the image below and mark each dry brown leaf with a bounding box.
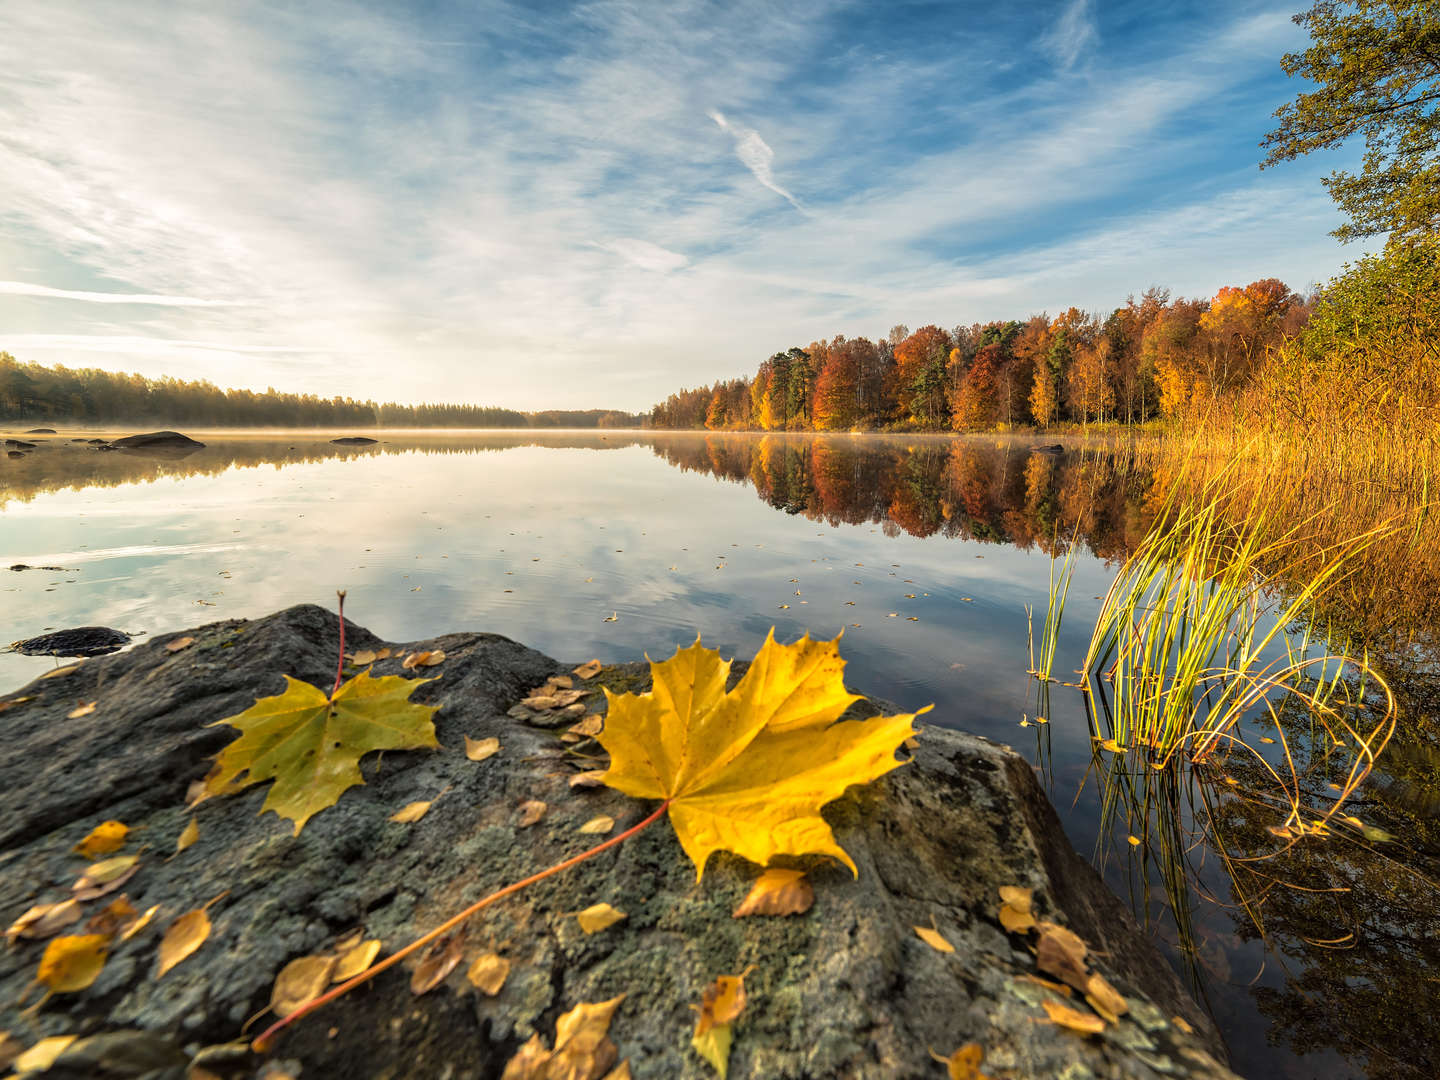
[517,799,547,827]
[501,995,625,1080]
[6,899,83,943]
[560,732,582,744]
[37,934,108,992]
[73,820,129,859]
[271,955,338,1017]
[929,1042,993,1080]
[569,770,607,789]
[1014,972,1072,996]
[521,694,561,709]
[72,854,140,900]
[525,688,583,709]
[40,664,80,680]
[410,933,464,996]
[0,1032,21,1073]
[572,659,602,680]
[998,884,1036,934]
[67,701,97,719]
[578,815,615,835]
[732,868,814,918]
[1036,923,1089,992]
[466,952,510,996]
[120,904,159,942]
[84,895,137,937]
[11,1036,78,1073]
[175,817,200,855]
[350,648,379,665]
[547,675,574,691]
[465,736,501,762]
[559,702,586,718]
[165,636,195,653]
[914,924,954,954]
[1041,998,1106,1035]
[157,900,218,978]
[389,801,432,823]
[332,939,382,982]
[401,649,445,670]
[1084,972,1129,1024]
[567,715,604,739]
[575,903,626,934]
[694,968,750,1036]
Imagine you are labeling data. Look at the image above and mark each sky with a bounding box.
[0,0,1364,412]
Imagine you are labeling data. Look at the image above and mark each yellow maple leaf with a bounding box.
[204,670,440,834]
[597,630,927,879]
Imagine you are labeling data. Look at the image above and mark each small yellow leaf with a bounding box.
[120,905,160,942]
[332,939,382,981]
[175,818,200,854]
[575,903,626,934]
[350,649,379,665]
[402,649,446,669]
[466,952,510,995]
[569,770,607,789]
[1041,998,1106,1035]
[389,801,432,823]
[1084,972,1129,1025]
[732,868,814,918]
[37,934,109,992]
[502,995,624,1080]
[84,895,137,937]
[270,955,338,1018]
[573,659,602,680]
[1036,922,1090,992]
[6,900,83,943]
[518,800,547,827]
[410,933,464,996]
[40,664,80,680]
[12,1036,78,1073]
[157,908,212,977]
[914,924,954,953]
[578,815,615,835]
[465,736,501,762]
[1126,834,1142,847]
[567,714,604,739]
[695,969,751,1035]
[1098,738,1126,753]
[547,675,574,691]
[72,854,140,899]
[999,903,1036,934]
[165,636,195,653]
[929,1042,992,1080]
[67,701,97,719]
[691,1020,732,1078]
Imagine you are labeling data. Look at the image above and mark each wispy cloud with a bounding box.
[1040,0,1099,70]
[707,109,805,212]
[0,281,241,306]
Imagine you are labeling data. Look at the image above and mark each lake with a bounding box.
[3,429,1436,1079]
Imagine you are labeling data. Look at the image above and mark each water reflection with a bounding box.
[2,428,1437,1078]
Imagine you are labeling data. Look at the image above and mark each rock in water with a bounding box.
[108,431,206,451]
[24,427,57,434]
[330,436,378,445]
[10,626,132,657]
[0,605,1237,1079]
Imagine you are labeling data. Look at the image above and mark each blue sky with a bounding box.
[0,0,1361,411]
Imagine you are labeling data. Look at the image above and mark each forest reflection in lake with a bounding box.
[2,428,1436,1079]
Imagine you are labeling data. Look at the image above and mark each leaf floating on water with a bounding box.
[501,995,625,1080]
[602,612,618,622]
[1041,998,1106,1035]
[389,801,432,824]
[401,649,445,669]
[732,868,814,918]
[465,736,501,762]
[203,670,440,835]
[72,855,140,900]
[410,933,465,996]
[270,955,338,1018]
[914,924,955,953]
[929,1042,993,1080]
[37,934,108,993]
[573,659,602,680]
[517,800,547,827]
[578,815,615,835]
[1083,972,1128,1024]
[1097,738,1126,754]
[1126,834,1142,847]
[165,636,195,653]
[597,630,925,878]
[11,1036,78,1073]
[175,818,200,855]
[72,820,128,859]
[67,701,97,719]
[575,903,626,934]
[333,939,382,981]
[466,952,510,996]
[6,900,83,943]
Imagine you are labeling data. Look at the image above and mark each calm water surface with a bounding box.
[2,429,1434,1079]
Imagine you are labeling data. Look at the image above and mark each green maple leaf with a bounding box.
[204,670,440,834]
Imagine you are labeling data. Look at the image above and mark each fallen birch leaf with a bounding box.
[402,649,445,669]
[466,952,510,995]
[41,665,80,680]
[569,770,607,789]
[914,924,954,953]
[517,800,547,827]
[1084,972,1128,1024]
[271,955,337,1018]
[72,854,140,899]
[1036,923,1089,992]
[732,868,814,917]
[67,701,97,719]
[332,939,381,981]
[998,885,1036,934]
[695,969,750,1035]
[410,933,464,995]
[573,659,602,679]
[37,934,108,993]
[929,1043,992,1080]
[501,995,624,1080]
[165,636,195,653]
[84,896,137,937]
[547,675,574,691]
[389,801,432,823]
[11,1036,78,1073]
[157,896,222,978]
[6,900,82,943]
[175,818,200,855]
[691,1021,732,1078]
[1041,998,1106,1035]
[597,630,926,878]
[575,815,611,835]
[73,821,128,859]
[575,903,626,934]
[465,736,501,762]
[120,905,160,942]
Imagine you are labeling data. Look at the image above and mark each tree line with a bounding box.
[649,279,1312,432]
[0,354,640,429]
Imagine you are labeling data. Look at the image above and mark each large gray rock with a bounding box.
[0,606,1236,1079]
